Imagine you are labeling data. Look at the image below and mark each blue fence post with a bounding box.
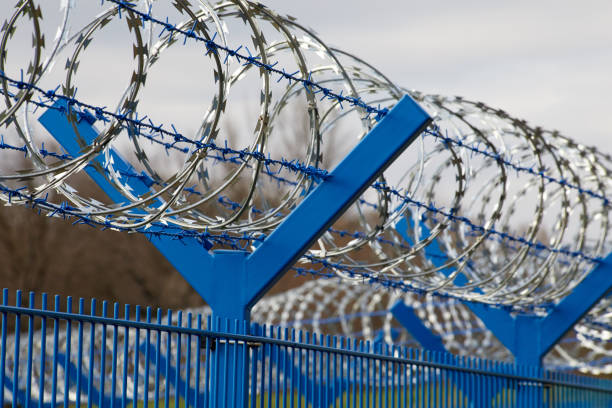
[467,253,612,369]
[394,214,612,364]
[392,214,612,406]
[40,95,432,405]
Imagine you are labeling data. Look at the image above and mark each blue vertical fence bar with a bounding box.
[2,290,612,407]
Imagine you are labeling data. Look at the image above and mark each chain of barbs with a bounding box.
[1,0,611,309]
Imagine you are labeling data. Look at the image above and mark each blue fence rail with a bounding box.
[1,289,611,407]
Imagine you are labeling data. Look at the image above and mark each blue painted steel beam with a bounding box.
[38,104,216,291]
[393,214,612,367]
[389,301,446,353]
[40,95,431,322]
[36,110,164,214]
[460,256,612,366]
[244,98,431,309]
[539,254,612,355]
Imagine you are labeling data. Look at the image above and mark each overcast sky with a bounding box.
[259,0,612,153]
[8,1,609,154]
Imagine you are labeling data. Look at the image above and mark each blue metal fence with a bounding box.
[1,289,611,407]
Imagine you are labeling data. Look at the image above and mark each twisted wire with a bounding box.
[1,0,610,310]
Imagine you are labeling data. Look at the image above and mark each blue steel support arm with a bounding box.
[390,300,447,352]
[395,214,612,366]
[539,253,612,356]
[451,256,612,366]
[39,104,165,207]
[245,96,431,308]
[38,103,215,296]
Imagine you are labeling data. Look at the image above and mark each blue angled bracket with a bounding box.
[392,214,612,367]
[39,96,431,322]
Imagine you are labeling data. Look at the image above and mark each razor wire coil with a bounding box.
[0,0,611,310]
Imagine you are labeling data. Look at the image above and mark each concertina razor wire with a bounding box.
[0,1,611,313]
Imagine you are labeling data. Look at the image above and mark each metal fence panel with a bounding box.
[1,289,612,407]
